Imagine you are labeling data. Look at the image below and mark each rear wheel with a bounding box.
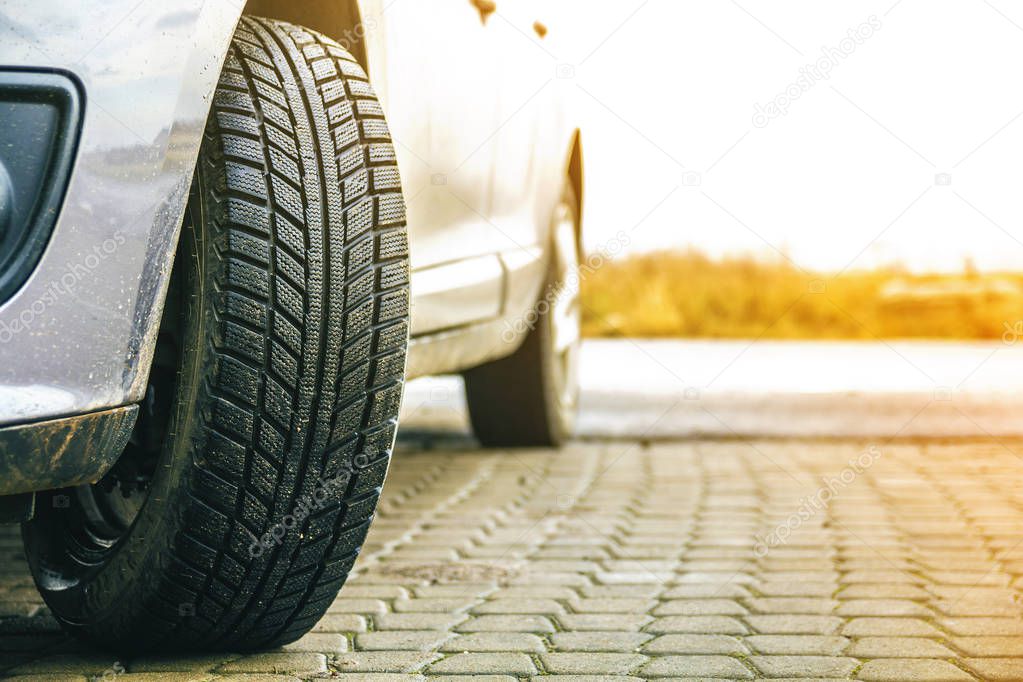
[463,184,581,447]
[22,16,409,652]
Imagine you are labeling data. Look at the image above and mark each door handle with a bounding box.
[470,0,497,25]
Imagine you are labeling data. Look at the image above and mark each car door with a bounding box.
[487,0,565,316]
[360,0,508,336]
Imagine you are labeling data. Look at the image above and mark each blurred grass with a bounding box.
[580,250,1023,340]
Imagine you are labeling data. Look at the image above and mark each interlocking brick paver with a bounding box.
[355,630,452,651]
[835,599,933,617]
[333,651,439,673]
[759,581,838,597]
[644,616,748,634]
[513,573,589,587]
[846,636,956,658]
[929,571,1010,586]
[109,674,218,681]
[4,438,1023,680]
[279,632,347,653]
[962,657,1023,680]
[324,673,425,681]
[7,655,123,675]
[937,601,1023,621]
[330,599,388,615]
[661,583,752,598]
[838,584,929,599]
[952,635,1023,656]
[313,614,368,632]
[550,631,652,652]
[856,658,974,681]
[749,655,859,678]
[556,613,652,631]
[409,584,495,598]
[490,586,578,599]
[439,632,546,653]
[745,615,844,635]
[745,634,849,655]
[455,615,555,633]
[747,598,840,615]
[596,571,674,584]
[128,655,239,672]
[392,598,476,613]
[427,653,537,675]
[642,633,748,654]
[373,613,465,631]
[840,617,943,637]
[471,598,564,614]
[638,654,754,678]
[926,585,1016,600]
[652,599,747,616]
[577,584,661,598]
[568,598,658,614]
[940,617,1023,635]
[540,652,648,675]
[219,653,327,675]
[342,585,410,599]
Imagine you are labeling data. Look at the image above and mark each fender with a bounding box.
[566,128,585,256]
[0,1,243,427]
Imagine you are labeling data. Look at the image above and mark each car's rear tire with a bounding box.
[21,16,409,652]
[463,184,581,447]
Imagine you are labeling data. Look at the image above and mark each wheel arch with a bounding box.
[243,0,370,71]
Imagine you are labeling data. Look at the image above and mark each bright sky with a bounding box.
[545,0,1023,273]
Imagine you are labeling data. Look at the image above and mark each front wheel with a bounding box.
[22,16,409,652]
[463,184,581,447]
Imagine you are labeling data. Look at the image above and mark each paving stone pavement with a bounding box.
[2,438,1023,680]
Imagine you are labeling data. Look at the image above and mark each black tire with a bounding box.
[22,16,409,653]
[463,186,581,447]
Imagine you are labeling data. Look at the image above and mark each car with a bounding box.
[0,0,583,652]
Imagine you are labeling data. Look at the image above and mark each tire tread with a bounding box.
[41,15,409,651]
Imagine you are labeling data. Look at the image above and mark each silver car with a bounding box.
[0,0,582,651]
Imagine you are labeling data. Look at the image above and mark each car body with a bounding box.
[0,0,582,497]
